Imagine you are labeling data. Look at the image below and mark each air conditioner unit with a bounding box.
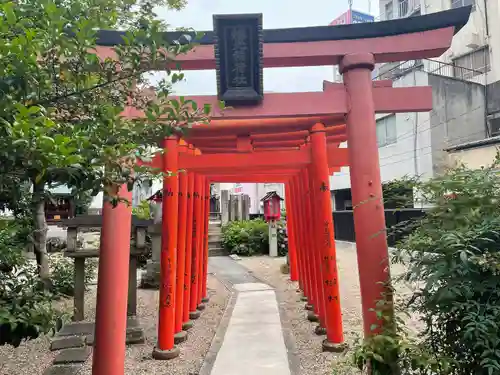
[466,33,481,50]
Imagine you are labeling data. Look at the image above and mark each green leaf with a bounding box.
[4,2,17,25]
[145,109,156,122]
[35,172,45,184]
[203,103,211,115]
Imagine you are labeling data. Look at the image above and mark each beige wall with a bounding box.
[448,144,500,169]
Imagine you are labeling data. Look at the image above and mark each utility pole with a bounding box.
[348,0,353,13]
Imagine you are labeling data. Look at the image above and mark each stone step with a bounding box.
[54,319,145,347]
[210,212,221,219]
[209,247,226,257]
[209,233,222,242]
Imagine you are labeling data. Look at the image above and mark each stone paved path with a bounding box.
[207,257,292,375]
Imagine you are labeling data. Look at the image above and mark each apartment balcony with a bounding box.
[379,0,421,21]
[374,58,485,83]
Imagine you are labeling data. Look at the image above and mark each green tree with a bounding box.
[391,157,500,374]
[0,0,210,285]
[350,157,500,374]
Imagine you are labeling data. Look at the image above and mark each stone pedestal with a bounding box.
[269,220,278,257]
[141,224,162,288]
[242,195,251,220]
[150,202,162,223]
[236,195,243,221]
[221,190,229,225]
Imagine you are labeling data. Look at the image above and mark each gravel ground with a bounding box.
[0,335,59,375]
[0,288,81,375]
[238,241,416,375]
[79,274,230,375]
[1,275,229,375]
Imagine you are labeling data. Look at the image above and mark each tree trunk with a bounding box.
[32,181,50,288]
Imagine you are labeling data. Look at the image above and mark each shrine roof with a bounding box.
[95,6,470,47]
[261,191,284,202]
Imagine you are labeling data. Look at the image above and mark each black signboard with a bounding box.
[213,14,264,105]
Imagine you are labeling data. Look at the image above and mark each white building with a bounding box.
[378,0,499,131]
[331,0,499,210]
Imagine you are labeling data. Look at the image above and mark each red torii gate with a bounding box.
[89,7,470,375]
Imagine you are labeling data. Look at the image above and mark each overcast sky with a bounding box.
[150,0,380,95]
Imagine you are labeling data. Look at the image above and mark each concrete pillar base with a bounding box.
[152,346,180,360]
[197,303,206,311]
[174,331,188,344]
[305,304,314,311]
[201,296,210,303]
[314,325,327,335]
[182,321,194,331]
[322,340,348,353]
[300,296,308,302]
[306,311,319,322]
[189,310,201,320]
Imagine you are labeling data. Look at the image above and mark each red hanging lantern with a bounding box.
[261,191,283,222]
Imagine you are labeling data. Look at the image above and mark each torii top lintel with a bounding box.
[94,7,470,70]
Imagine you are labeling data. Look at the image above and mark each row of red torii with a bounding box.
[89,7,469,375]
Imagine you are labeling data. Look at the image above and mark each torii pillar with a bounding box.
[92,184,132,375]
[340,53,393,337]
[152,136,181,360]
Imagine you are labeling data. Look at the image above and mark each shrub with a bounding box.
[222,219,269,256]
[50,254,97,297]
[132,200,151,220]
[350,157,500,375]
[222,219,289,257]
[0,261,67,347]
[276,221,288,257]
[0,221,68,347]
[0,221,25,273]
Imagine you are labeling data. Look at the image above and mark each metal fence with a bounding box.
[248,209,426,246]
[374,58,484,83]
[333,209,426,246]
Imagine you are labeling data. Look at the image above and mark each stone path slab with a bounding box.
[43,365,82,375]
[50,335,85,351]
[53,347,91,365]
[208,256,259,285]
[209,284,291,375]
[233,282,273,292]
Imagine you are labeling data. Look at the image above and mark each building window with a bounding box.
[452,46,490,79]
[376,115,397,147]
[384,1,394,20]
[489,116,500,137]
[398,0,408,17]
[451,0,475,11]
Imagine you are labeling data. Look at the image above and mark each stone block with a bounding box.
[43,365,82,375]
[56,322,94,337]
[53,347,91,365]
[86,327,145,346]
[85,335,94,346]
[126,327,145,344]
[50,336,85,351]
